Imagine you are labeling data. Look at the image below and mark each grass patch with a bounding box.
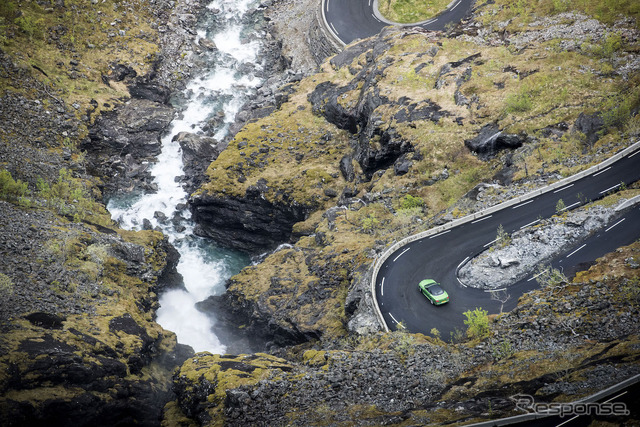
[483,0,640,27]
[378,0,452,23]
[0,0,162,114]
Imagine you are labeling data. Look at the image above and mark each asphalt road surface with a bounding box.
[376,148,640,339]
[323,0,475,45]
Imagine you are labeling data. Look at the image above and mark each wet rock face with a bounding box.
[197,291,308,353]
[190,183,310,254]
[172,131,223,194]
[82,98,174,197]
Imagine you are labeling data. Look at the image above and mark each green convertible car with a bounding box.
[418,279,450,305]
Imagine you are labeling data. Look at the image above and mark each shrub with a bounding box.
[463,307,490,339]
[492,339,514,360]
[0,169,28,203]
[505,91,532,114]
[534,264,568,287]
[14,14,44,40]
[399,194,425,210]
[361,214,380,234]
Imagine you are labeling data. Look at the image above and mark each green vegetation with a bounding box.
[0,0,161,113]
[399,194,425,210]
[491,339,514,360]
[378,0,451,23]
[504,90,533,114]
[534,264,568,287]
[487,0,640,26]
[0,273,13,296]
[495,224,512,249]
[463,308,490,339]
[36,169,110,224]
[0,169,28,203]
[361,214,380,234]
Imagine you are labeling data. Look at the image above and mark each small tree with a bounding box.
[490,289,511,314]
[496,224,511,248]
[534,264,568,288]
[463,307,490,339]
[556,198,566,214]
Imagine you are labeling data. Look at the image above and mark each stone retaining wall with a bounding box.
[308,1,344,65]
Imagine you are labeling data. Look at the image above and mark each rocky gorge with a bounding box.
[1,0,640,426]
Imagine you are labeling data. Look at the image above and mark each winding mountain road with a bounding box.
[375,145,640,339]
[322,0,475,45]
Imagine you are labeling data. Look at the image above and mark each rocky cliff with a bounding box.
[180,0,640,424]
[0,0,197,424]
[2,0,640,425]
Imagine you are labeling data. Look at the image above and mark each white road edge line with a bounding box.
[556,415,579,427]
[429,230,451,239]
[326,0,330,13]
[605,218,625,232]
[330,22,339,35]
[593,166,612,177]
[485,287,506,292]
[389,313,403,327]
[471,215,492,224]
[602,391,627,404]
[629,150,640,158]
[393,247,410,262]
[553,183,574,193]
[520,219,540,229]
[451,0,461,11]
[600,183,621,194]
[566,244,586,258]
[527,271,545,282]
[380,277,385,296]
[483,238,497,248]
[457,256,470,270]
[559,201,580,212]
[372,14,381,22]
[512,199,534,209]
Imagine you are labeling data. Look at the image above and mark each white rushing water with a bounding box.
[107,0,263,353]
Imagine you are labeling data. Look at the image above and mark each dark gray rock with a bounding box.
[573,111,604,148]
[339,155,355,182]
[394,155,412,176]
[464,123,527,159]
[83,99,174,197]
[173,131,221,194]
[190,183,311,254]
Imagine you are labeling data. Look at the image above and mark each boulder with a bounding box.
[573,112,604,148]
[173,132,220,193]
[464,123,526,159]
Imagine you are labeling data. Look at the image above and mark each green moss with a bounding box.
[0,0,162,112]
[174,353,293,424]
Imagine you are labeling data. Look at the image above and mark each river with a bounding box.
[107,0,265,353]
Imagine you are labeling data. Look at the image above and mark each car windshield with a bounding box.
[428,284,444,295]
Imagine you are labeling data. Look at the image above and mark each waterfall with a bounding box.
[107,0,264,353]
